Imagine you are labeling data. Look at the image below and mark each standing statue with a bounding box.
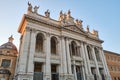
[27,2,32,13]
[67,10,71,18]
[58,10,64,21]
[45,9,50,18]
[63,13,67,23]
[86,25,90,32]
[34,6,39,14]
[75,19,83,29]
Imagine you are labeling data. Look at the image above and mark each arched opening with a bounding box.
[94,48,100,61]
[87,46,93,60]
[35,33,44,53]
[51,36,57,54]
[71,41,77,56]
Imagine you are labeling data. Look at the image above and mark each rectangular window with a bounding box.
[1,59,11,68]
[118,58,120,62]
[118,67,120,71]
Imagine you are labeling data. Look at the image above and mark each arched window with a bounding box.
[94,48,100,61]
[35,33,44,52]
[51,36,57,54]
[71,41,78,56]
[87,46,93,60]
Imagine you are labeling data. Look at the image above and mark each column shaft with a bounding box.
[73,61,77,80]
[61,37,67,74]
[83,43,92,75]
[18,27,31,73]
[81,43,88,74]
[92,47,101,80]
[66,38,72,74]
[27,29,36,73]
[45,33,51,80]
[100,49,111,80]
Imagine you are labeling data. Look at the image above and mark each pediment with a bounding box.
[64,25,85,34]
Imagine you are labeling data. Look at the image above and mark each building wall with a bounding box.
[104,50,120,80]
[0,54,17,80]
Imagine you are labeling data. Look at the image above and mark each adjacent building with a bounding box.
[15,3,111,80]
[0,36,18,80]
[104,50,120,80]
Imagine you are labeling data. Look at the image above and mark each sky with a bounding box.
[0,0,120,53]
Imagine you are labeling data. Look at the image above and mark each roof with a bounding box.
[104,50,120,56]
[0,42,17,51]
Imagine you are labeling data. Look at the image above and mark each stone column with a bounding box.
[73,61,77,80]
[27,28,36,80]
[66,38,72,74]
[45,33,51,80]
[62,37,67,74]
[83,43,94,80]
[92,46,101,80]
[100,48,111,80]
[83,43,92,74]
[16,27,31,80]
[61,37,67,79]
[65,38,74,80]
[18,27,31,72]
[80,62,85,80]
[58,37,63,80]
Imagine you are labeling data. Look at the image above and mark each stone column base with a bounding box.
[86,75,94,80]
[60,74,74,80]
[15,73,33,80]
[43,74,51,80]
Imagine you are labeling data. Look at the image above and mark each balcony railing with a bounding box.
[33,72,43,80]
[51,73,59,80]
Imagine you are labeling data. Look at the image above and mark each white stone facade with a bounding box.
[15,5,111,80]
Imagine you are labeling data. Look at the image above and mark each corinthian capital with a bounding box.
[26,27,31,31]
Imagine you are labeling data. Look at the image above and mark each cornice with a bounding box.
[25,14,60,28]
[19,13,103,43]
[104,50,120,56]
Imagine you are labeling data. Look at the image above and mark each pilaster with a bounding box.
[61,37,67,74]
[92,46,101,80]
[45,33,51,80]
[27,28,36,76]
[73,61,77,80]
[58,37,64,80]
[65,38,73,80]
[16,27,33,79]
[61,36,68,80]
[83,43,92,75]
[81,63,86,80]
[82,43,94,80]
[100,48,111,80]
[80,42,88,75]
[66,38,72,74]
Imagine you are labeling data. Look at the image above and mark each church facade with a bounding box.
[15,3,111,80]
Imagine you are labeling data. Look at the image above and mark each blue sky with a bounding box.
[0,0,120,53]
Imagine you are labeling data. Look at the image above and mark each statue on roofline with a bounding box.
[45,9,50,18]
[86,25,90,32]
[58,10,64,21]
[75,19,83,29]
[34,6,39,14]
[27,2,32,13]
